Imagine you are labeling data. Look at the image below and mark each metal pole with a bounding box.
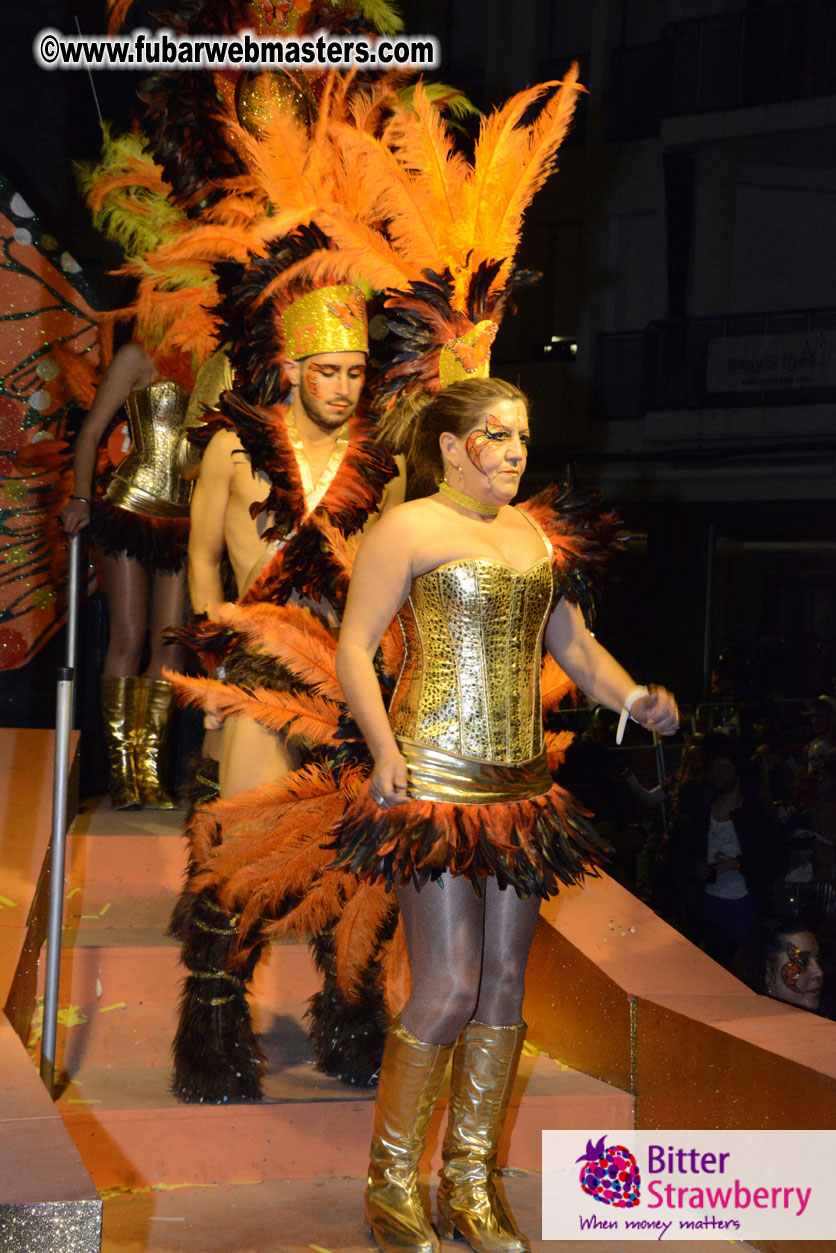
[65,534,80,673]
[66,534,81,725]
[40,667,74,1096]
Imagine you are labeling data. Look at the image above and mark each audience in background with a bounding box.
[553,691,836,987]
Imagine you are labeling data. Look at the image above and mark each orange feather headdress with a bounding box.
[76,127,219,382]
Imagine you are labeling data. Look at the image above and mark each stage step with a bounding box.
[58,1046,632,1190]
[1,1012,101,1250]
[100,1174,758,1253]
[31,798,634,1208]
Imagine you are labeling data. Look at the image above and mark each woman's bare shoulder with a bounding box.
[375,495,438,532]
[358,497,439,565]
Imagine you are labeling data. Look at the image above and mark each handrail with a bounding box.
[40,533,81,1096]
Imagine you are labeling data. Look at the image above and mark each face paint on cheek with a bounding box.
[465,414,508,472]
[780,944,811,991]
[465,428,490,471]
[304,364,324,397]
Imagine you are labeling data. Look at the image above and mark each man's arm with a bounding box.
[188,429,237,613]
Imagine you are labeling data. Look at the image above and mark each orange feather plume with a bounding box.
[541,653,576,713]
[211,601,341,700]
[546,728,574,772]
[334,882,396,1001]
[383,920,411,1016]
[377,81,469,256]
[167,672,341,744]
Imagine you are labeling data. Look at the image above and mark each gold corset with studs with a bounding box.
[105,379,193,518]
[389,556,555,803]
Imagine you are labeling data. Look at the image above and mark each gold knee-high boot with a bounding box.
[100,675,141,810]
[134,678,178,809]
[365,1017,453,1253]
[436,1021,531,1253]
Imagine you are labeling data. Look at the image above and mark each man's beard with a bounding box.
[298,379,355,431]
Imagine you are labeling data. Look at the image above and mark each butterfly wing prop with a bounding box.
[0,175,100,671]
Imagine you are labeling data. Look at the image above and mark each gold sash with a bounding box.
[397,737,552,806]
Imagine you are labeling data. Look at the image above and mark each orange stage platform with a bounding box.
[4,730,835,1250]
[0,727,101,1251]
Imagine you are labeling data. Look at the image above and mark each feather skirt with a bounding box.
[329,774,608,899]
[92,500,188,572]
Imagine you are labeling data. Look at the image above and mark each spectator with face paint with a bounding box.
[742,915,825,1015]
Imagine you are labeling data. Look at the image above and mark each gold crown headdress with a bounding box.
[281,283,368,360]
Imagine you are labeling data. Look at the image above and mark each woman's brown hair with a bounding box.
[385,377,529,498]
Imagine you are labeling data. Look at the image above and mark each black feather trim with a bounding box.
[305,923,394,1086]
[518,479,624,626]
[328,780,608,899]
[170,887,266,1103]
[91,501,187,573]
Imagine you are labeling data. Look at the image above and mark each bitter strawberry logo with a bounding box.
[576,1136,641,1208]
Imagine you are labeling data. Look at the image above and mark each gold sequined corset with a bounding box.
[389,557,554,767]
[105,380,193,518]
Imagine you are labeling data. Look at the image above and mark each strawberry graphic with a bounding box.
[576,1136,641,1208]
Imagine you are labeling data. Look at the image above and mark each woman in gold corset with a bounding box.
[335,377,678,1253]
[60,341,191,810]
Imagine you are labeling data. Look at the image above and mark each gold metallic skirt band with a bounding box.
[105,476,191,518]
[397,737,552,805]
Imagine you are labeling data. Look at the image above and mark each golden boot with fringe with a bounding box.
[100,674,142,810]
[134,677,178,809]
[436,1020,531,1253]
[366,1016,453,1253]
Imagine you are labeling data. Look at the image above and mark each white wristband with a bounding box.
[616,685,649,745]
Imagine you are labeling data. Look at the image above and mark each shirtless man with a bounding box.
[187,317,404,796]
[172,284,405,1102]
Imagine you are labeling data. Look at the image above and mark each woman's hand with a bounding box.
[60,498,91,537]
[630,685,679,737]
[369,748,409,809]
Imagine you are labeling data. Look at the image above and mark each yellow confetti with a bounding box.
[521,1041,543,1057]
[98,1003,127,1013]
[0,895,18,909]
[59,1006,87,1028]
[28,1004,87,1045]
[67,1098,102,1105]
[309,1246,335,1253]
[100,1180,261,1199]
[66,887,80,900]
[99,902,112,916]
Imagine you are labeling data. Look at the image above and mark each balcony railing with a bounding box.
[593,308,836,419]
[605,0,836,140]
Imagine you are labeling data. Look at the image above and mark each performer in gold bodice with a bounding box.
[335,377,680,1253]
[60,340,192,810]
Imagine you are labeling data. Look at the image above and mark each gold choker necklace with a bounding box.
[438,480,500,517]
